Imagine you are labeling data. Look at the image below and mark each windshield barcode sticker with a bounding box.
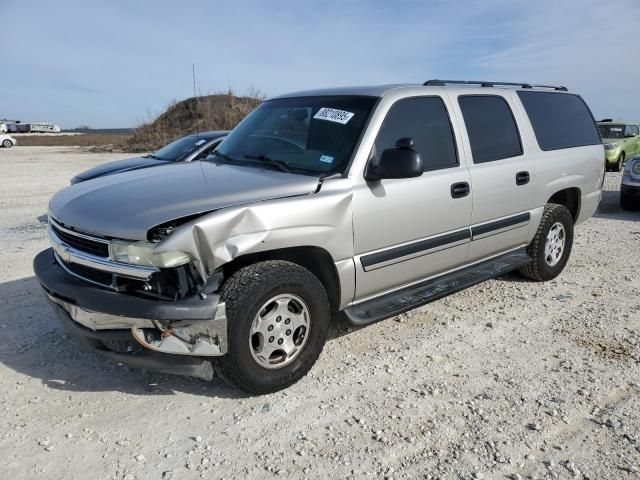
[313,107,355,125]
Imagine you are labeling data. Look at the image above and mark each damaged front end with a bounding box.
[34,169,355,381]
[34,216,230,380]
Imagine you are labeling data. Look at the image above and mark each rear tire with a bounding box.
[2,140,12,148]
[620,191,639,211]
[214,260,330,394]
[518,204,574,282]
[617,152,625,172]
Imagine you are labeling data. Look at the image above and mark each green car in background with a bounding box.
[597,120,640,171]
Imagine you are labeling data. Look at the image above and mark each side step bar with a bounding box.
[343,248,532,327]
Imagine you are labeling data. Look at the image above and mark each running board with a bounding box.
[343,248,532,327]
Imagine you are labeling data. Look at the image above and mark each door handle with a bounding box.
[450,182,470,199]
[516,171,530,185]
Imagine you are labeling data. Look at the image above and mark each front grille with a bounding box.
[51,223,110,257]
[63,260,114,287]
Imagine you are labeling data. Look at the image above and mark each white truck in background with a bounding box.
[26,122,61,133]
[1,121,61,133]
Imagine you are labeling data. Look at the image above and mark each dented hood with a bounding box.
[49,161,319,240]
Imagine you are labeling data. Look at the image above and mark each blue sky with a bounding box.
[1,0,638,128]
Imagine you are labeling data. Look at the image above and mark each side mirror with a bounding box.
[365,137,423,181]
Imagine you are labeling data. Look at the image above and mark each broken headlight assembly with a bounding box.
[109,240,191,268]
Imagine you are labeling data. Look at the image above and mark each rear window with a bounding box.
[517,91,600,151]
[458,95,523,163]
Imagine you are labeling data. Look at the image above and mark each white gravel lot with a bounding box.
[0,146,638,480]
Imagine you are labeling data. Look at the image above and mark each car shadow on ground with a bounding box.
[0,275,352,399]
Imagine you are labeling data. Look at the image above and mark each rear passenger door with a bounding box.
[453,93,535,262]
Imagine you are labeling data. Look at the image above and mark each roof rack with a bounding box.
[423,79,568,92]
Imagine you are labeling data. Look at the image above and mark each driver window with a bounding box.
[374,97,458,172]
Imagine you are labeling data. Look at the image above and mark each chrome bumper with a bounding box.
[47,293,156,330]
[48,222,158,281]
[48,292,228,356]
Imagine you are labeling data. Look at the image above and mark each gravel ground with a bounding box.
[0,146,638,480]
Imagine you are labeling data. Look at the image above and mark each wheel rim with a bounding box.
[249,293,311,369]
[544,222,566,267]
[3,140,10,147]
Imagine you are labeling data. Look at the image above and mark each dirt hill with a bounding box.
[124,93,262,151]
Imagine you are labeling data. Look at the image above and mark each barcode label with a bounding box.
[313,107,355,125]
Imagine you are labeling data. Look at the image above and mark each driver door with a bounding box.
[352,95,472,300]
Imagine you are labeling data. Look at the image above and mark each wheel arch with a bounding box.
[547,187,581,222]
[220,246,342,312]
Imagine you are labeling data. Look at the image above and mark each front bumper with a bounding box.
[34,248,227,380]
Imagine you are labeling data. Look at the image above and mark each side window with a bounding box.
[374,97,458,171]
[627,125,639,137]
[458,95,523,163]
[517,91,601,150]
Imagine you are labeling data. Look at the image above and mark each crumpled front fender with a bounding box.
[155,179,355,280]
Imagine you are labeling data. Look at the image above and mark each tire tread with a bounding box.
[518,204,573,282]
[214,260,329,394]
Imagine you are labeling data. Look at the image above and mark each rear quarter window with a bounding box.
[517,91,601,151]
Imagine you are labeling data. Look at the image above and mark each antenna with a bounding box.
[192,63,199,137]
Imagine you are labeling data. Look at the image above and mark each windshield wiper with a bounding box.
[244,154,292,173]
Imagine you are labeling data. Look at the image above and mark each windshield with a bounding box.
[597,124,625,139]
[210,95,378,176]
[151,135,211,161]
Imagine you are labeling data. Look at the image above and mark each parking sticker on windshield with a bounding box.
[195,139,207,146]
[319,154,335,164]
[314,107,355,125]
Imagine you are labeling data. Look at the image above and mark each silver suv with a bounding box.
[34,80,604,393]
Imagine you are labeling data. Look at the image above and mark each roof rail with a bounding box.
[423,79,568,92]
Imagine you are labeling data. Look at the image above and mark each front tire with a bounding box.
[215,260,330,394]
[617,152,625,172]
[2,140,12,148]
[518,204,574,282]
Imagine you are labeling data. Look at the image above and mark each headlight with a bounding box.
[604,143,619,150]
[632,160,640,175]
[109,240,191,268]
